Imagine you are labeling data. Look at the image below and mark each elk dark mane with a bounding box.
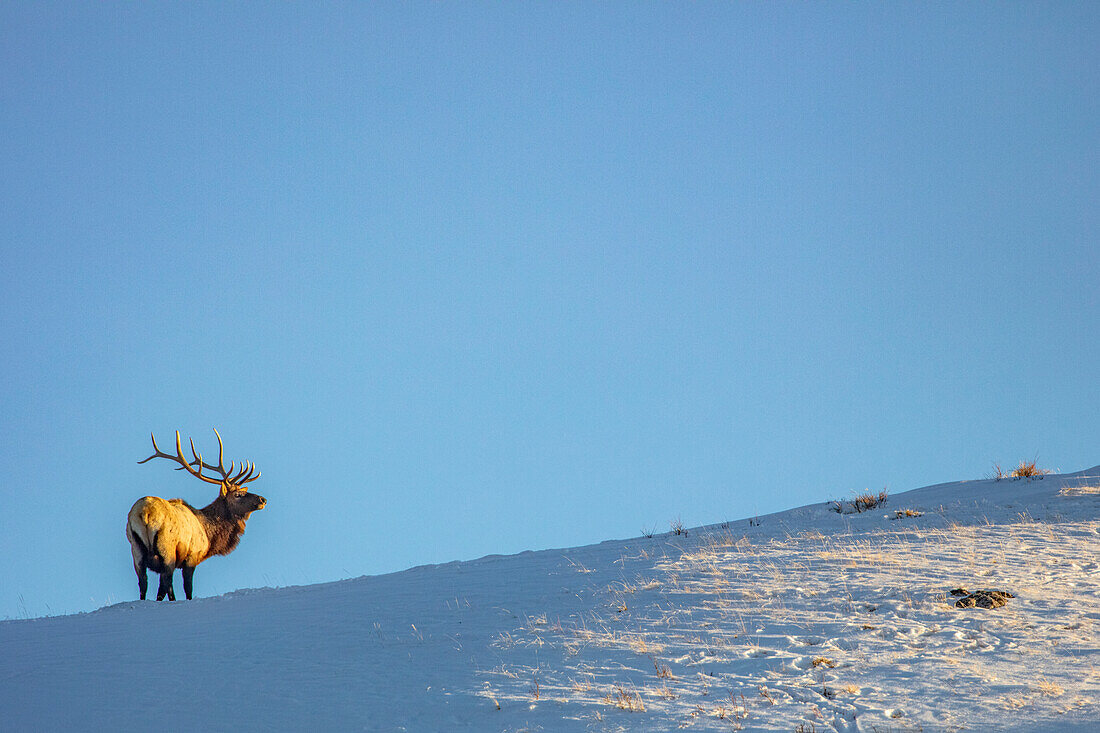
[199,500,249,557]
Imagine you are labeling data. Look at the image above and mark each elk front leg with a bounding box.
[156,569,176,601]
[182,566,195,600]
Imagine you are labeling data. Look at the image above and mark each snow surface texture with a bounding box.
[2,468,1098,731]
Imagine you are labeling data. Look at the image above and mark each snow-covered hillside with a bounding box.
[3,468,1098,731]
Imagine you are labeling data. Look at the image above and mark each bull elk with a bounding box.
[127,429,267,601]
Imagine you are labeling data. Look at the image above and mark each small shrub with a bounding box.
[990,463,1006,481]
[1010,460,1050,479]
[889,509,923,520]
[829,489,888,514]
[851,490,888,512]
[670,517,687,535]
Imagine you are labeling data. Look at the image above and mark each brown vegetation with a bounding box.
[1010,460,1050,479]
[830,489,888,514]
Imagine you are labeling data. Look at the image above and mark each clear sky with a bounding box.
[1,3,1097,620]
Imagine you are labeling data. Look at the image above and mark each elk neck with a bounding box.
[198,494,249,556]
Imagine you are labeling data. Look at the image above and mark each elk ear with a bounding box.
[220,482,229,497]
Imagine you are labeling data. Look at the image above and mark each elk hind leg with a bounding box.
[135,559,149,600]
[128,532,150,600]
[182,566,195,600]
[156,568,176,602]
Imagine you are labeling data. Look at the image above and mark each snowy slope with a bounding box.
[2,467,1098,731]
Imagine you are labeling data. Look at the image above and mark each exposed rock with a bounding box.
[954,589,1015,609]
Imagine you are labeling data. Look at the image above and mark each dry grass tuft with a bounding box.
[1034,679,1065,697]
[1060,484,1100,496]
[570,677,592,693]
[713,698,749,724]
[603,684,646,711]
[652,657,674,679]
[1010,460,1050,479]
[831,489,889,514]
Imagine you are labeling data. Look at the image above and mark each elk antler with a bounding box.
[138,429,261,486]
[183,428,262,486]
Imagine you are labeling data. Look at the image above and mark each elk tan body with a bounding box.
[127,429,266,601]
[128,497,217,570]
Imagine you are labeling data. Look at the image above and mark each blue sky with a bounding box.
[1,3,1097,619]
